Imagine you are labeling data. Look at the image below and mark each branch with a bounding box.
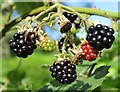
[70,7,119,20]
[0,6,47,40]
[1,3,119,40]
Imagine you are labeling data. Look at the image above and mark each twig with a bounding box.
[72,7,120,20]
[1,3,119,40]
[15,58,22,71]
[0,6,47,40]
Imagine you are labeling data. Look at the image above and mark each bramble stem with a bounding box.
[72,7,119,20]
[0,6,47,40]
[1,2,119,40]
[32,4,57,21]
[15,58,22,71]
[62,37,67,53]
[60,4,92,26]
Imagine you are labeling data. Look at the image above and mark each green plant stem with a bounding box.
[15,58,22,71]
[60,4,92,26]
[7,5,14,22]
[72,7,120,20]
[0,6,47,40]
[62,37,67,53]
[1,3,119,40]
[32,4,57,21]
[56,3,62,19]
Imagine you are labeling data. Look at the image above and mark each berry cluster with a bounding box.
[58,37,73,53]
[50,59,77,84]
[9,31,37,58]
[40,37,56,52]
[81,42,98,61]
[63,12,78,23]
[86,24,115,50]
[62,12,81,29]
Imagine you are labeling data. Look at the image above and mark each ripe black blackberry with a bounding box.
[63,12,81,30]
[58,37,73,53]
[86,24,115,50]
[63,12,78,23]
[50,59,77,84]
[9,31,37,58]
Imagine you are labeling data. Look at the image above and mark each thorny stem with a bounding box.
[15,58,22,72]
[60,4,92,26]
[1,2,119,40]
[0,6,47,40]
[62,37,67,54]
[56,3,62,19]
[73,7,120,20]
[32,4,57,21]
[7,5,14,22]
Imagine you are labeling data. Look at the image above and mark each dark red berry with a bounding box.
[81,42,99,61]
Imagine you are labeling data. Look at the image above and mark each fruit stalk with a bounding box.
[32,4,57,20]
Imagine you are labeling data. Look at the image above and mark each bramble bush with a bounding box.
[1,1,119,91]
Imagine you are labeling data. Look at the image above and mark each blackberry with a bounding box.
[86,24,115,50]
[58,37,73,53]
[40,37,56,52]
[50,59,77,84]
[63,12,78,23]
[9,31,37,58]
[81,41,99,61]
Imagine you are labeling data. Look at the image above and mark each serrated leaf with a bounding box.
[91,66,110,79]
[82,65,110,90]
[39,65,110,91]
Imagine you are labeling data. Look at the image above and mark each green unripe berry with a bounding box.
[40,37,56,52]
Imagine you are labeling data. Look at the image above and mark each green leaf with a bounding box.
[39,65,110,91]
[7,70,26,85]
[82,66,110,90]
[91,66,110,79]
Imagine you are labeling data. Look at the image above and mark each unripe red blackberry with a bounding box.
[86,24,115,50]
[58,37,73,53]
[40,37,56,52]
[9,31,37,58]
[81,41,99,61]
[50,59,77,84]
